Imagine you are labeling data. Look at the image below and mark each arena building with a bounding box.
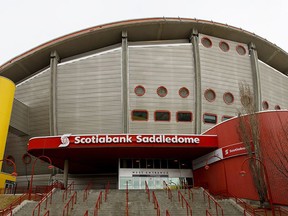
[0,18,287,205]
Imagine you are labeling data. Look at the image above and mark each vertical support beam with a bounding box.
[190,29,202,134]
[49,51,60,136]
[121,31,129,133]
[63,159,69,188]
[249,43,262,111]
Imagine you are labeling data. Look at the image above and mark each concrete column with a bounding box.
[190,29,202,134]
[49,51,60,136]
[121,31,129,133]
[249,43,262,111]
[63,159,69,188]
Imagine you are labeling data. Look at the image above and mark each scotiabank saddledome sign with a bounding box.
[28,134,218,150]
[60,134,205,147]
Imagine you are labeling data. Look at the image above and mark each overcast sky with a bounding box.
[1,0,288,65]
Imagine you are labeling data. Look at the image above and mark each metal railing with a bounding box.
[93,191,103,216]
[203,189,224,216]
[43,210,50,216]
[274,206,288,216]
[32,188,54,216]
[206,209,213,216]
[183,184,194,202]
[166,209,171,216]
[145,181,150,202]
[178,190,193,216]
[83,181,93,202]
[152,191,160,216]
[62,181,74,202]
[163,181,173,201]
[0,193,28,216]
[104,181,110,202]
[62,191,77,216]
[234,196,267,216]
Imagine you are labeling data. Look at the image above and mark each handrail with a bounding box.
[163,181,172,201]
[206,209,212,216]
[178,190,193,216]
[126,181,129,216]
[43,210,50,216]
[83,181,93,202]
[145,181,150,202]
[0,193,28,215]
[203,189,224,216]
[62,181,74,202]
[274,206,288,215]
[32,188,54,216]
[83,210,88,216]
[183,184,194,202]
[104,181,110,202]
[62,191,77,216]
[93,191,103,216]
[166,209,171,216]
[233,196,267,216]
[152,191,160,216]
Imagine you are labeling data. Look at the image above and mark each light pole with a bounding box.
[240,156,274,216]
[28,155,53,200]
[0,158,18,177]
[205,155,228,195]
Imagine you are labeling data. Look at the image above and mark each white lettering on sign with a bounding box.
[136,135,200,144]
[59,134,201,148]
[74,135,133,144]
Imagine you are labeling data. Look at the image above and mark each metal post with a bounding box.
[63,159,69,189]
[49,51,60,136]
[29,156,52,200]
[190,29,202,134]
[121,31,129,134]
[248,43,262,111]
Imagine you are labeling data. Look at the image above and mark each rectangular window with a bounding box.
[161,159,168,168]
[168,159,179,169]
[155,111,170,121]
[222,115,233,122]
[177,112,192,122]
[120,159,132,168]
[203,113,217,124]
[132,110,148,121]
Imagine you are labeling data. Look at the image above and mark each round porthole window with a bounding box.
[22,153,32,164]
[134,85,145,96]
[204,89,216,102]
[236,45,246,55]
[219,41,229,52]
[223,92,234,104]
[275,105,281,110]
[201,37,212,48]
[179,87,189,98]
[157,86,168,97]
[262,101,269,110]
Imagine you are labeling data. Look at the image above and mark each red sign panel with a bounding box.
[222,142,248,159]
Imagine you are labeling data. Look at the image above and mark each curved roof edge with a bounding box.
[1,17,288,83]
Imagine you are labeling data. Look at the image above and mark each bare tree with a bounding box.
[238,82,268,207]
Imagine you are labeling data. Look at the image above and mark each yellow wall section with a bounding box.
[0,173,16,190]
[0,77,15,170]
